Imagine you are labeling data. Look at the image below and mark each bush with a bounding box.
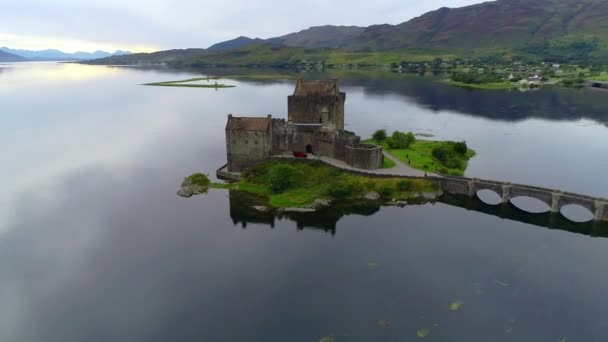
[329,181,355,198]
[372,129,387,142]
[397,180,412,191]
[187,173,210,187]
[379,185,393,198]
[432,146,449,163]
[269,164,300,193]
[453,141,468,155]
[387,131,416,149]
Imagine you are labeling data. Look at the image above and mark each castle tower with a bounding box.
[287,79,345,130]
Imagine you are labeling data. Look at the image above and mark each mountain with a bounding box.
[349,0,608,52]
[0,50,27,62]
[0,47,131,61]
[207,36,270,51]
[275,25,365,49]
[87,0,608,66]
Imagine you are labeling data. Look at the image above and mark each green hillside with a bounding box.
[86,0,608,66]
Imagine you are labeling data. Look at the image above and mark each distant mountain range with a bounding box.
[0,50,27,62]
[0,47,131,61]
[86,0,608,66]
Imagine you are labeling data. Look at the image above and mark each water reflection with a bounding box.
[228,190,608,238]
[229,190,382,234]
[197,67,608,123]
[3,62,608,341]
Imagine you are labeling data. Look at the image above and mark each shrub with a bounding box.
[242,162,268,182]
[372,129,387,142]
[329,181,355,198]
[453,141,468,155]
[187,173,210,187]
[379,185,393,198]
[397,180,412,191]
[269,164,300,193]
[387,131,416,149]
[432,146,449,163]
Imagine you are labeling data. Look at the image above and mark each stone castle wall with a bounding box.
[344,144,383,170]
[287,93,345,129]
[226,129,272,172]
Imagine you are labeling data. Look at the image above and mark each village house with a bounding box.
[224,79,383,172]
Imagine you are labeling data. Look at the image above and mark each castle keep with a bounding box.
[225,79,383,172]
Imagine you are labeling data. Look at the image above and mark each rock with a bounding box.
[309,199,332,209]
[420,190,443,200]
[176,184,208,198]
[363,192,380,201]
[282,207,316,213]
[177,187,194,198]
[181,178,193,187]
[387,200,408,207]
[252,206,270,213]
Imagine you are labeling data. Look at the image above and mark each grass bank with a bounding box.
[366,138,476,176]
[204,160,437,208]
[445,80,517,90]
[143,77,235,88]
[382,156,396,169]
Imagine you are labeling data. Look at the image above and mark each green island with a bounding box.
[143,77,235,88]
[367,130,476,176]
[179,160,438,209]
[445,80,518,90]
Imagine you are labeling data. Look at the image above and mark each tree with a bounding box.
[432,146,449,163]
[453,141,468,155]
[405,132,416,147]
[372,129,387,142]
[387,131,416,149]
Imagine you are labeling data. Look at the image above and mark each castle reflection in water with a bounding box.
[227,190,608,238]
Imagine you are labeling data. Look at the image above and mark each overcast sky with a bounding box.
[1,0,488,53]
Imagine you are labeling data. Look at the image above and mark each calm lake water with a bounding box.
[1,62,608,341]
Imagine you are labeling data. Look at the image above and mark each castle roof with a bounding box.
[226,116,271,132]
[293,79,339,96]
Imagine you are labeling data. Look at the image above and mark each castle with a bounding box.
[224,79,383,172]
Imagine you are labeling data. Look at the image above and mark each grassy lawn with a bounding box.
[143,77,235,88]
[445,80,517,90]
[366,139,476,176]
[590,72,608,81]
[382,156,396,169]
[207,160,436,208]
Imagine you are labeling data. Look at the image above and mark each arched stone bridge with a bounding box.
[432,176,608,222]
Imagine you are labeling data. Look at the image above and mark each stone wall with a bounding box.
[344,144,383,170]
[333,131,360,160]
[226,129,272,172]
[271,119,360,159]
[287,93,345,129]
[271,119,289,153]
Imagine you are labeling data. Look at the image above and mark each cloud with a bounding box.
[0,0,487,52]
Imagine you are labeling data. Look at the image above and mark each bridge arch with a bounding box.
[476,189,502,205]
[560,204,594,223]
[510,196,552,214]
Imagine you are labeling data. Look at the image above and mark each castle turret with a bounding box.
[287,79,345,130]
